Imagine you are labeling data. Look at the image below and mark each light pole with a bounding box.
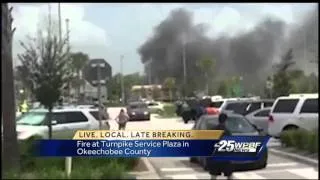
[65,18,71,103]
[58,3,62,44]
[120,55,125,104]
[182,36,187,85]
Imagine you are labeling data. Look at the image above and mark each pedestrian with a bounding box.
[209,113,234,180]
[20,100,29,114]
[115,109,129,130]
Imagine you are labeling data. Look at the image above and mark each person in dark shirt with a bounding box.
[209,113,233,180]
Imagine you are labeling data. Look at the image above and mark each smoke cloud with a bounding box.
[138,6,318,94]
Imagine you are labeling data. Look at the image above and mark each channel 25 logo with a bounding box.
[214,140,262,153]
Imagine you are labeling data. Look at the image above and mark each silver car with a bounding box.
[245,107,271,134]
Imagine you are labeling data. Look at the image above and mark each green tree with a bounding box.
[2,4,20,172]
[17,19,72,139]
[272,48,295,97]
[69,52,89,100]
[197,56,215,95]
[163,77,176,101]
[217,80,228,96]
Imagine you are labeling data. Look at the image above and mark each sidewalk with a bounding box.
[129,158,161,179]
[269,146,318,167]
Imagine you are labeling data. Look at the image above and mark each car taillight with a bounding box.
[268,115,274,123]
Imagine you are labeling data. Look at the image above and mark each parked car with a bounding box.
[245,107,271,134]
[126,102,151,121]
[190,113,268,171]
[147,101,164,114]
[268,93,318,138]
[220,99,274,116]
[16,107,109,140]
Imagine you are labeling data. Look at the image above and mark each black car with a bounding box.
[222,99,274,116]
[126,102,150,121]
[190,113,268,172]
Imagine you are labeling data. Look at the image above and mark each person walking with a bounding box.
[115,109,129,130]
[209,113,234,180]
[20,100,29,114]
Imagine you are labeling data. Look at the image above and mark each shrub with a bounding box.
[306,130,318,154]
[280,128,318,154]
[159,104,176,117]
[280,130,295,147]
[12,138,139,179]
[291,129,308,150]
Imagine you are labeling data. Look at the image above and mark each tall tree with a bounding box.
[70,52,89,100]
[197,56,215,95]
[18,18,72,139]
[272,48,295,97]
[1,4,20,172]
[163,77,176,101]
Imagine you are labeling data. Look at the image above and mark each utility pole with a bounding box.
[48,4,52,36]
[182,38,187,85]
[66,18,71,103]
[58,3,62,45]
[120,55,125,104]
[182,34,187,97]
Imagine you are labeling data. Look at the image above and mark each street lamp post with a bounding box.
[120,55,125,104]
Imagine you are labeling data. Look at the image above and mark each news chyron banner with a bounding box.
[37,130,270,161]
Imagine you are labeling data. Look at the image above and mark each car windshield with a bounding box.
[226,117,257,133]
[211,101,223,108]
[16,112,47,126]
[204,116,256,133]
[130,103,147,109]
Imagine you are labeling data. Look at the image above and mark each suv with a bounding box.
[16,107,109,140]
[268,94,318,137]
[220,99,274,116]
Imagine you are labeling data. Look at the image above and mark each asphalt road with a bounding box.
[107,107,318,179]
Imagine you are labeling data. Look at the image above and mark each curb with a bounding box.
[269,148,318,167]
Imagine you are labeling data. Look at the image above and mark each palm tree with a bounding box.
[163,77,176,101]
[70,52,89,100]
[1,4,20,171]
[197,56,215,95]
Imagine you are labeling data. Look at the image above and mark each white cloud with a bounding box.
[10,3,109,64]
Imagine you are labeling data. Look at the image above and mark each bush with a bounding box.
[291,129,308,150]
[280,128,318,153]
[280,130,295,147]
[158,104,176,117]
[306,130,318,154]
[5,139,139,179]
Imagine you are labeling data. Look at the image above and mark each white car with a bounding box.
[268,93,318,137]
[245,107,271,134]
[147,101,164,113]
[16,107,109,140]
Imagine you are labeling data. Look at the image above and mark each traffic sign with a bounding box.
[83,59,112,87]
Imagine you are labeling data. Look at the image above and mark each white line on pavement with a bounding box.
[168,174,199,179]
[267,162,298,167]
[160,167,197,172]
[287,168,319,179]
[233,172,266,179]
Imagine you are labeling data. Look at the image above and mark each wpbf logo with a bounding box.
[214,140,262,153]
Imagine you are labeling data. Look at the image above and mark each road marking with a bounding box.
[160,167,196,172]
[233,172,265,179]
[287,168,319,179]
[267,162,298,167]
[166,174,198,179]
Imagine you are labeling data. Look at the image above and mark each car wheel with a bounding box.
[282,125,298,133]
[202,158,209,171]
[190,157,197,163]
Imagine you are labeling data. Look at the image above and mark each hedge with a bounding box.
[4,138,138,179]
[280,129,318,154]
[158,104,177,118]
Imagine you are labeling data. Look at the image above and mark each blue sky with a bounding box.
[11,3,316,75]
